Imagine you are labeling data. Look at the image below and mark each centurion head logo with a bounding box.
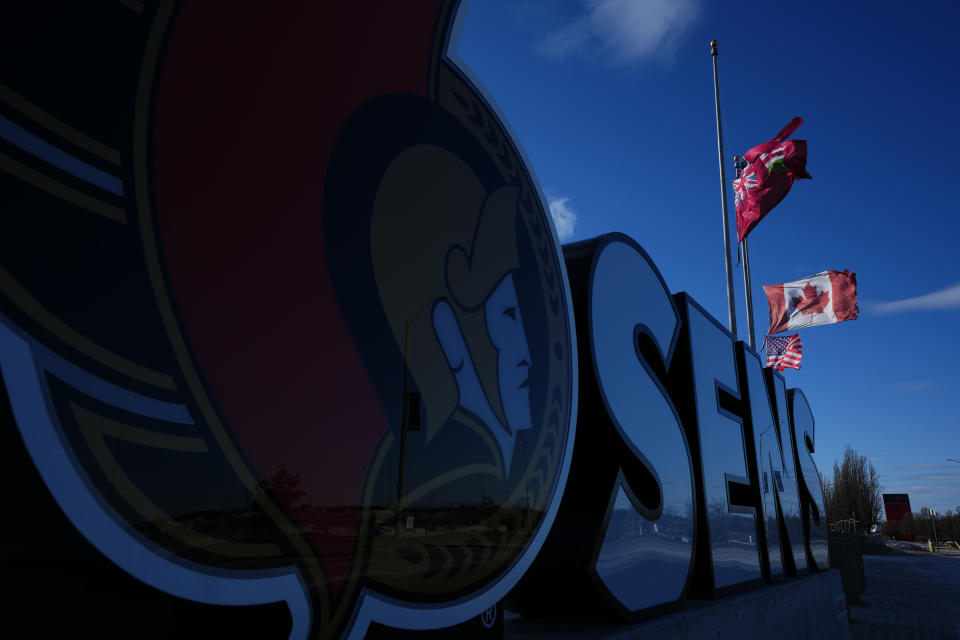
[374,177,534,470]
[321,28,578,624]
[0,1,576,638]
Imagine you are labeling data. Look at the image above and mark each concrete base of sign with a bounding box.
[504,569,849,640]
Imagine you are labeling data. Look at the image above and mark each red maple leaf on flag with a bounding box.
[791,282,830,315]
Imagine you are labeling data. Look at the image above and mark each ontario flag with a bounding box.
[763,270,858,335]
[733,117,812,242]
[766,334,802,372]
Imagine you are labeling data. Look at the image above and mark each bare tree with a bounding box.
[823,445,882,532]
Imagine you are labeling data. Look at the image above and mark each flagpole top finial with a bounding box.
[710,40,718,47]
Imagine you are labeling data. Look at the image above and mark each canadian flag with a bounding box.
[763,270,858,335]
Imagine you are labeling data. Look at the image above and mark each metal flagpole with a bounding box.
[735,156,757,350]
[710,40,737,338]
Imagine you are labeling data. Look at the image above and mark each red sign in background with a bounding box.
[883,493,911,522]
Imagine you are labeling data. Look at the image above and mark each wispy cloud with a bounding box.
[881,463,960,488]
[895,381,941,392]
[548,196,578,241]
[872,282,960,314]
[535,0,701,66]
[876,464,956,471]
[894,472,960,482]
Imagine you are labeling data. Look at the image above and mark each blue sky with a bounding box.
[456,0,960,516]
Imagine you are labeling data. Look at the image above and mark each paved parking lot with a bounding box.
[849,553,960,639]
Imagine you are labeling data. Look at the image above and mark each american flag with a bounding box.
[765,334,802,372]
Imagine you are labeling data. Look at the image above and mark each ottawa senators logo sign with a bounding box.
[0,1,576,638]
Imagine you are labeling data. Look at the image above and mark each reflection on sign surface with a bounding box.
[589,238,695,614]
[790,389,830,569]
[741,346,788,580]
[682,300,763,592]
[0,1,579,637]
[0,1,832,636]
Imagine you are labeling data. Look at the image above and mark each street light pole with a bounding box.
[930,509,939,551]
[735,155,757,350]
[396,296,450,536]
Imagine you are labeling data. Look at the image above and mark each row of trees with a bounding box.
[886,508,960,542]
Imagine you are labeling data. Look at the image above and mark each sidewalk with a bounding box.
[849,553,960,639]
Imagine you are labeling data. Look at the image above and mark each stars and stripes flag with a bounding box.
[766,334,802,372]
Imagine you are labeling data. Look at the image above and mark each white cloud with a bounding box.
[877,464,954,470]
[872,282,960,314]
[894,381,940,392]
[535,0,701,65]
[548,196,577,241]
